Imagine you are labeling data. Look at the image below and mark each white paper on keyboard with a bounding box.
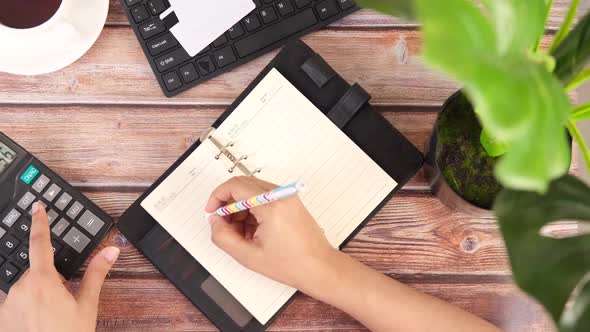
[141,68,397,324]
[161,0,255,57]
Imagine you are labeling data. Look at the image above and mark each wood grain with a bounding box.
[107,0,573,31]
[0,277,555,331]
[74,191,509,278]
[0,105,435,190]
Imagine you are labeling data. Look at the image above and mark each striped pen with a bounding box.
[209,182,304,217]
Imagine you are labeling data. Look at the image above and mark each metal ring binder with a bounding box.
[199,127,261,176]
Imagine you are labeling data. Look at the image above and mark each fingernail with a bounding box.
[32,202,43,214]
[103,247,120,264]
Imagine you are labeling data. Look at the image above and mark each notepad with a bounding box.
[141,69,397,324]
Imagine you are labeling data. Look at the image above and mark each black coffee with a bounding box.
[0,0,63,29]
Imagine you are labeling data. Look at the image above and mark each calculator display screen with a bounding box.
[0,142,17,174]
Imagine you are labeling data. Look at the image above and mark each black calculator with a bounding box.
[0,132,113,293]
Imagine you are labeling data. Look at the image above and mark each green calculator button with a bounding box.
[20,165,40,185]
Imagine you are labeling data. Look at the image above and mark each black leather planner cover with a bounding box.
[117,40,424,331]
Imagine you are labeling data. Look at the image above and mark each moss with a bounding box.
[436,92,502,209]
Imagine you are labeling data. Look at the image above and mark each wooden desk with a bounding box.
[0,1,572,330]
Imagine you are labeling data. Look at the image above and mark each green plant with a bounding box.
[356,0,590,331]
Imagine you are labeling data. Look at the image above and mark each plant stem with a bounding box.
[566,68,590,91]
[567,119,590,172]
[571,102,590,121]
[550,0,580,53]
[535,0,555,52]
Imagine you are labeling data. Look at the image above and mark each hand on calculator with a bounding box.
[0,203,120,332]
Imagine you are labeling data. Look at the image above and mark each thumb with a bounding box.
[77,246,120,313]
[209,215,261,267]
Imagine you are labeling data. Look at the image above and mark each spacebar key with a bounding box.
[234,9,318,58]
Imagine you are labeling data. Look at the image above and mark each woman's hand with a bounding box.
[0,203,120,332]
[205,176,337,290]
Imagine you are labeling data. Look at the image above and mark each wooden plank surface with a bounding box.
[0,0,571,330]
[0,106,435,190]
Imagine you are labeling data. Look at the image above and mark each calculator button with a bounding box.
[47,209,59,226]
[55,249,77,276]
[14,218,31,238]
[51,219,70,237]
[1,235,20,255]
[62,227,90,254]
[28,201,47,216]
[0,262,19,283]
[32,174,50,193]
[0,227,6,240]
[2,208,21,227]
[55,193,73,211]
[51,239,63,256]
[14,246,29,267]
[66,202,84,220]
[77,210,105,236]
[17,192,36,211]
[0,255,4,266]
[20,165,40,185]
[43,183,62,202]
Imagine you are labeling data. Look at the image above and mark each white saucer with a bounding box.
[0,0,109,76]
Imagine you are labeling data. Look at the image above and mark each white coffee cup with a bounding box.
[0,0,109,75]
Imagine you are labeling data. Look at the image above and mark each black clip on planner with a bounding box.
[117,40,424,331]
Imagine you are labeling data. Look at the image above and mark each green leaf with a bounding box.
[355,0,415,19]
[415,0,571,192]
[571,102,590,121]
[550,0,580,53]
[480,128,510,157]
[494,175,590,331]
[554,11,590,84]
[566,68,590,91]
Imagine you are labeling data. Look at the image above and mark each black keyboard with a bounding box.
[0,132,113,293]
[121,0,358,97]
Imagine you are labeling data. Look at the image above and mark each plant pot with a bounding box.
[424,91,502,217]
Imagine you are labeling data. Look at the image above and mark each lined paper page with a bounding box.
[141,69,397,324]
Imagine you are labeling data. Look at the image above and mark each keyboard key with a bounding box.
[213,34,228,48]
[32,174,50,193]
[276,0,295,15]
[52,218,70,237]
[260,7,278,24]
[51,239,63,256]
[147,0,168,15]
[243,13,262,31]
[213,46,237,68]
[66,201,84,220]
[179,63,199,83]
[235,9,318,57]
[139,19,166,39]
[147,33,178,56]
[43,183,61,202]
[196,56,215,75]
[15,218,31,238]
[55,192,73,211]
[294,0,311,8]
[337,0,354,10]
[0,262,18,284]
[125,0,142,6]
[17,192,36,211]
[162,71,182,91]
[47,209,59,226]
[2,209,21,227]
[62,227,90,254]
[316,0,339,20]
[1,235,20,255]
[155,48,190,72]
[131,5,150,23]
[228,23,245,40]
[77,210,105,236]
[14,246,29,266]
